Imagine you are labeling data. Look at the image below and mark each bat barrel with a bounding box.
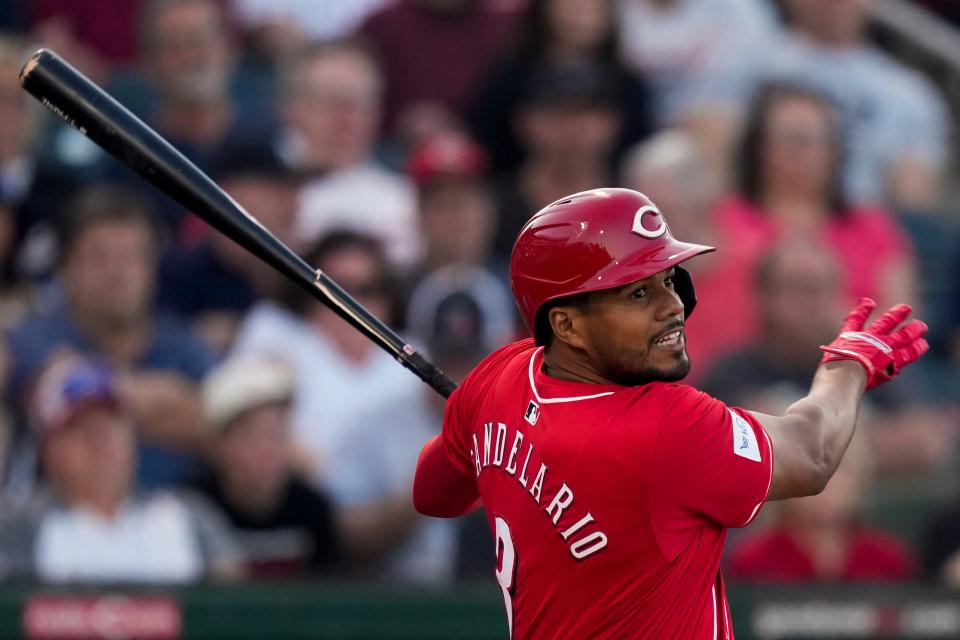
[20,49,457,398]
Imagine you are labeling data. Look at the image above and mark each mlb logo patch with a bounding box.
[729,409,761,462]
[524,400,540,426]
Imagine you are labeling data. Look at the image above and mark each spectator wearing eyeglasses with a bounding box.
[275,40,419,267]
[230,229,420,490]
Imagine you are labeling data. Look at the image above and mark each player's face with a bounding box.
[578,268,689,386]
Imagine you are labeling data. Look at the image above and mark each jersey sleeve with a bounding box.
[649,385,773,558]
[440,339,536,478]
[440,384,478,478]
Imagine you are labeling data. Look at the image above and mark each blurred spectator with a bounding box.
[0,34,38,214]
[783,0,949,208]
[617,0,778,125]
[5,185,215,488]
[698,0,949,209]
[0,356,242,583]
[699,238,846,407]
[621,129,756,381]
[700,237,953,478]
[108,0,269,230]
[470,0,653,172]
[952,246,960,368]
[0,339,11,491]
[194,355,341,578]
[716,83,917,310]
[407,131,501,279]
[490,59,625,261]
[728,432,917,582]
[29,0,149,73]
[231,229,421,488]
[234,0,388,59]
[158,139,301,354]
[358,0,522,145]
[0,1,27,32]
[0,200,25,327]
[328,264,514,583]
[921,488,960,586]
[137,0,238,139]
[916,0,960,27]
[278,40,419,266]
[1,33,107,283]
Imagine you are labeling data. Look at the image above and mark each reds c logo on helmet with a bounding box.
[509,188,715,343]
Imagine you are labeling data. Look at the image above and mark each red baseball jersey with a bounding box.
[441,339,774,639]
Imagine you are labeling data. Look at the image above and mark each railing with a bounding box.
[871,0,960,71]
[0,582,958,639]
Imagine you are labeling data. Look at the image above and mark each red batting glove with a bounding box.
[819,298,929,390]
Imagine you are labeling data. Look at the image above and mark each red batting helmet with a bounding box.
[509,188,715,342]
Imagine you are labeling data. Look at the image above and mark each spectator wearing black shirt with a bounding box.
[488,60,628,263]
[922,501,960,586]
[157,138,300,354]
[470,0,652,173]
[195,354,340,578]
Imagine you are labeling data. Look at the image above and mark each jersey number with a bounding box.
[495,516,517,638]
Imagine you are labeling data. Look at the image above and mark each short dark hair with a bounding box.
[138,0,227,53]
[737,81,848,215]
[55,184,159,266]
[276,228,397,321]
[278,37,384,102]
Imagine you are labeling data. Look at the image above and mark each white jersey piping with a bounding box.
[528,348,616,404]
[711,584,718,640]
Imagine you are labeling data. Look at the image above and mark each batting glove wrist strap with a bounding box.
[819,298,929,390]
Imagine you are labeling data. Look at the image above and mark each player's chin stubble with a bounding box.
[598,344,691,387]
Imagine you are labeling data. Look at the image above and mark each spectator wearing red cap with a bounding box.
[0,355,243,584]
[407,132,502,284]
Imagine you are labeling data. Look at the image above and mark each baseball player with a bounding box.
[412,188,928,639]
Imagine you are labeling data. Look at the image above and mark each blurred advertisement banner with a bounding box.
[23,595,180,640]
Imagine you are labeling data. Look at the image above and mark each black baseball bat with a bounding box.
[19,48,458,398]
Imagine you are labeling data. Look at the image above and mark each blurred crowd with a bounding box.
[0,0,957,590]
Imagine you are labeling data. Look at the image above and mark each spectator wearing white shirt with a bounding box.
[618,0,779,125]
[0,355,242,584]
[692,0,950,210]
[231,230,421,489]
[277,40,419,266]
[327,264,516,583]
[775,0,948,209]
[233,0,389,58]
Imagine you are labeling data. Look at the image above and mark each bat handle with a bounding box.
[405,351,458,399]
[313,269,458,399]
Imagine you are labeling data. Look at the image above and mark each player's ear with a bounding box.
[548,304,589,350]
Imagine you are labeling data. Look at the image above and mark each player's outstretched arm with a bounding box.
[751,298,928,501]
[413,435,481,518]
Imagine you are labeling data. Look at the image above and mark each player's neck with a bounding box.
[542,344,615,385]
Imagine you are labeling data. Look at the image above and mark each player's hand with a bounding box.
[819,298,928,389]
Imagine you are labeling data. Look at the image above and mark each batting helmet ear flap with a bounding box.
[673,266,698,318]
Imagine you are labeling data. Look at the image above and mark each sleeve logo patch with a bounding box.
[729,409,761,462]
